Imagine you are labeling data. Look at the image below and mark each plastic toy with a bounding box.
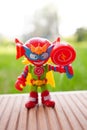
[15,37,76,109]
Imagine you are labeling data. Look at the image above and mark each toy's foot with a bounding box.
[43,100,55,107]
[25,101,37,109]
[25,91,38,109]
[41,90,55,108]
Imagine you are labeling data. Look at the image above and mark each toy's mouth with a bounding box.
[33,61,44,65]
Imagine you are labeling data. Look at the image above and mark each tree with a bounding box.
[22,4,59,41]
[75,27,87,42]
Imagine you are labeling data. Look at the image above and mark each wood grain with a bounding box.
[0,91,87,130]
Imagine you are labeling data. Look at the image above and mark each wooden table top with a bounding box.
[0,91,87,130]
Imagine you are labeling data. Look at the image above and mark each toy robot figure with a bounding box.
[15,37,76,109]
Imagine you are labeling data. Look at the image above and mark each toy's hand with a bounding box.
[15,76,26,91]
[64,65,74,79]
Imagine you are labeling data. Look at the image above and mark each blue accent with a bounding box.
[40,52,49,60]
[47,45,54,54]
[23,44,54,61]
[64,66,73,79]
[54,66,57,71]
[22,72,27,78]
[23,45,48,61]
[23,45,31,58]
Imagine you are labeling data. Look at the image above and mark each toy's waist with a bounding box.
[31,79,47,86]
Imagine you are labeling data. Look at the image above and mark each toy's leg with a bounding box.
[41,85,55,107]
[25,85,38,109]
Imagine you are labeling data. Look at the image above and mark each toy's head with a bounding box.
[15,37,76,67]
[15,37,54,66]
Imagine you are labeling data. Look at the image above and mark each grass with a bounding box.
[0,41,87,94]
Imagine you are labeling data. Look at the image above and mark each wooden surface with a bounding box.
[0,91,87,130]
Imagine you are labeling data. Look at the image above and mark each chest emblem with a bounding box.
[34,67,44,76]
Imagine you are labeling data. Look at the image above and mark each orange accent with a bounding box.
[30,44,48,55]
[31,79,47,86]
[61,53,66,61]
[20,84,24,89]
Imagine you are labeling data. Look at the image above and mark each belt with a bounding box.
[31,79,47,86]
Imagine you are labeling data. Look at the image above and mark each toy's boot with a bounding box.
[41,90,55,107]
[25,91,38,109]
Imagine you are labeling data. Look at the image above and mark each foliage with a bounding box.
[75,27,87,42]
[0,35,14,47]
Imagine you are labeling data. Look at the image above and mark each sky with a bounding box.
[0,0,87,39]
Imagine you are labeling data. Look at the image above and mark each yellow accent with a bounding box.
[22,57,53,65]
[20,84,24,89]
[26,72,55,87]
[46,71,55,88]
[26,73,32,85]
[32,79,46,86]
[47,58,53,64]
[22,58,55,88]
[22,58,32,64]
[30,44,48,55]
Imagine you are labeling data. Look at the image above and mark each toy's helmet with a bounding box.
[15,37,54,66]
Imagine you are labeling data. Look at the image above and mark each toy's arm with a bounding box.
[64,64,74,79]
[48,64,74,79]
[15,65,28,91]
[48,64,66,73]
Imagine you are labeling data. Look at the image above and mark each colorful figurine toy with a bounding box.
[15,37,76,109]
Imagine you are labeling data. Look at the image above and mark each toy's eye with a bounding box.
[41,52,49,60]
[30,53,38,60]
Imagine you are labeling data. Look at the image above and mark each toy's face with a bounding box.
[28,52,49,66]
[23,44,53,66]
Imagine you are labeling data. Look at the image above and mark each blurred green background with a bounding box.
[0,0,87,94]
